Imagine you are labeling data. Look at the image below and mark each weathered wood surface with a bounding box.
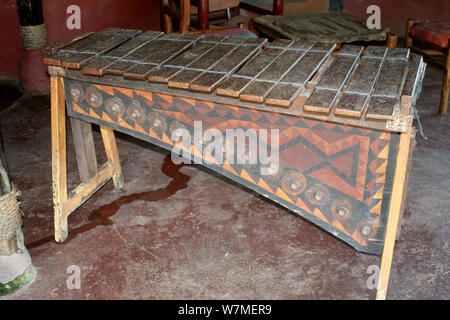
[265,84,302,107]
[44,29,426,131]
[318,46,411,120]
[45,29,144,66]
[123,39,197,80]
[147,41,218,83]
[365,49,409,120]
[281,51,330,84]
[45,32,95,55]
[334,48,386,117]
[304,45,362,114]
[402,55,424,98]
[61,30,142,69]
[253,12,389,43]
[236,48,284,78]
[366,96,398,120]
[215,77,251,98]
[82,31,163,76]
[59,61,423,134]
[69,118,98,183]
[44,32,110,66]
[218,40,335,106]
[166,37,266,93]
[400,54,425,114]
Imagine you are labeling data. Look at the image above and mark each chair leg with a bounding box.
[273,0,283,15]
[386,34,398,48]
[161,0,173,33]
[179,0,191,34]
[197,0,209,30]
[405,19,416,48]
[231,7,240,17]
[439,41,450,116]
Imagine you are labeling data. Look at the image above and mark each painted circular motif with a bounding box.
[69,83,84,103]
[148,111,167,133]
[331,199,353,221]
[306,184,329,206]
[281,172,307,196]
[126,100,146,124]
[356,221,378,240]
[105,97,125,118]
[85,86,103,107]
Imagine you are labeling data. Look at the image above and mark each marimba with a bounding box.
[43,28,426,299]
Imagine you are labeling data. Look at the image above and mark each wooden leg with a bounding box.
[439,41,450,116]
[396,131,416,241]
[405,19,415,48]
[50,72,125,242]
[100,126,123,189]
[70,118,98,184]
[161,0,173,33]
[231,6,240,17]
[197,0,209,31]
[273,0,283,15]
[376,127,413,300]
[51,76,68,243]
[386,34,398,48]
[179,0,191,34]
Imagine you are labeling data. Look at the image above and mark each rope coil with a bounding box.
[0,189,22,242]
[19,23,47,50]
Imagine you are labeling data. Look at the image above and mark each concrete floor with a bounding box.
[0,64,449,300]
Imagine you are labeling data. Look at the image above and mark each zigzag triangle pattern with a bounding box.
[65,79,398,254]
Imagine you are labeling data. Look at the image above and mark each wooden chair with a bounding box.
[191,0,241,30]
[239,0,283,16]
[161,0,191,34]
[405,19,450,115]
[161,0,259,44]
[161,0,242,32]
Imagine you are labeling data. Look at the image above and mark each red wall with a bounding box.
[2,0,447,82]
[0,0,23,81]
[0,0,161,82]
[344,0,449,37]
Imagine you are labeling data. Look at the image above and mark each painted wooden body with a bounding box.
[44,29,426,299]
[65,79,400,255]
